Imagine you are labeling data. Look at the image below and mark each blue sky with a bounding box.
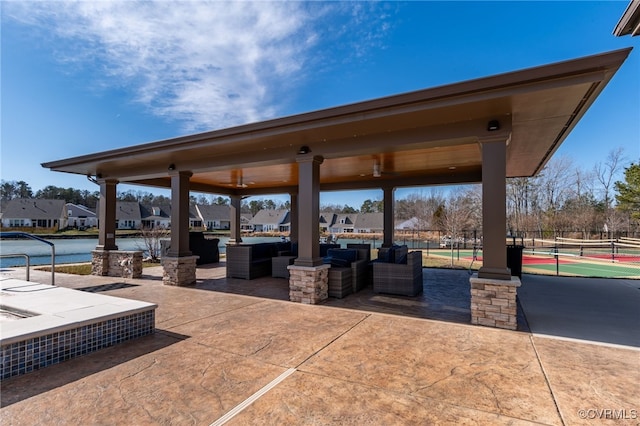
[1,1,638,208]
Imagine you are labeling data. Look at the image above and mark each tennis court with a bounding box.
[426,237,640,279]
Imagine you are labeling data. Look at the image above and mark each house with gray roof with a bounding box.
[140,204,171,229]
[66,203,98,229]
[0,199,68,230]
[249,209,289,232]
[196,204,231,230]
[354,212,383,233]
[114,201,143,230]
[328,213,356,234]
[240,213,253,231]
[395,217,429,231]
[319,213,335,233]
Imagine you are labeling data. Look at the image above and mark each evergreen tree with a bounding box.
[614,163,640,220]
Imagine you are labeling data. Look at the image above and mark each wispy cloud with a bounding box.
[4,1,395,132]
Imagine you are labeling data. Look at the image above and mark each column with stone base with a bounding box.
[288,264,330,304]
[91,250,142,278]
[162,255,198,286]
[91,250,110,276]
[470,274,521,330]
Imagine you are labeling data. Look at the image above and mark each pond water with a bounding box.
[0,235,427,268]
[0,236,282,267]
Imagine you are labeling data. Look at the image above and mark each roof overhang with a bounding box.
[42,48,632,196]
[614,0,640,37]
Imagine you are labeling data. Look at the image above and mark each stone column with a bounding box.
[162,255,198,286]
[168,170,193,257]
[382,186,395,247]
[163,170,197,286]
[288,264,330,304]
[91,250,110,276]
[470,131,521,330]
[290,153,326,304]
[294,154,323,267]
[470,275,521,330]
[229,194,243,245]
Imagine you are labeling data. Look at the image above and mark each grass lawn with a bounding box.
[36,262,160,275]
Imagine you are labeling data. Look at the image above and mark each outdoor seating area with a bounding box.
[225,241,292,280]
[227,242,342,281]
[236,242,425,300]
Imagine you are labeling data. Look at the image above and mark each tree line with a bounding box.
[2,148,638,237]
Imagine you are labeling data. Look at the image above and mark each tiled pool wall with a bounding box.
[1,309,155,380]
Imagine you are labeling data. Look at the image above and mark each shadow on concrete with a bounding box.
[0,330,189,407]
[518,274,640,347]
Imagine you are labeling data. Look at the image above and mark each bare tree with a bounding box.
[536,156,576,235]
[138,226,170,262]
[594,147,626,209]
[436,186,474,264]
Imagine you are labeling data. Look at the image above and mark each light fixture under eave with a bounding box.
[373,160,381,178]
[487,120,500,131]
[298,145,311,154]
[168,164,176,171]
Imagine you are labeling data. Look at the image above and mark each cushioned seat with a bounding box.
[272,255,296,278]
[324,248,369,298]
[373,250,423,296]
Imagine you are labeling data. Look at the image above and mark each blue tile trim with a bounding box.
[1,310,155,380]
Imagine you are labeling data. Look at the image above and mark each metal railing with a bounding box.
[0,232,55,285]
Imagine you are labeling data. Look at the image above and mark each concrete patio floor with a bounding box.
[1,264,638,425]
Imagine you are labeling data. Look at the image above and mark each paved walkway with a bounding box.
[1,265,638,425]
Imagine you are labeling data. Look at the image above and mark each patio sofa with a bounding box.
[226,241,291,280]
[271,243,340,279]
[373,248,423,297]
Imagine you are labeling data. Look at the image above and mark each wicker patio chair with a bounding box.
[346,243,371,291]
[272,255,296,278]
[373,250,423,296]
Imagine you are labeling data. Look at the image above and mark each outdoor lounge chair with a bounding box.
[272,255,296,278]
[325,248,369,298]
[346,243,371,291]
[373,250,423,296]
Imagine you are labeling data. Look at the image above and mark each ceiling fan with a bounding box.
[221,170,253,188]
[371,156,398,178]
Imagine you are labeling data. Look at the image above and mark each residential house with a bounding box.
[354,212,384,233]
[66,203,98,229]
[328,213,356,234]
[115,201,143,230]
[249,209,289,232]
[0,199,68,230]
[140,205,171,229]
[240,213,253,231]
[319,213,335,233]
[395,217,428,231]
[196,204,230,230]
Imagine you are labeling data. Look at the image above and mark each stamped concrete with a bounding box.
[1,264,638,425]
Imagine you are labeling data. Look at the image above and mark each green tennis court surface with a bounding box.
[426,249,640,278]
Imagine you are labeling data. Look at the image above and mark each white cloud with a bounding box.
[4,1,394,132]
